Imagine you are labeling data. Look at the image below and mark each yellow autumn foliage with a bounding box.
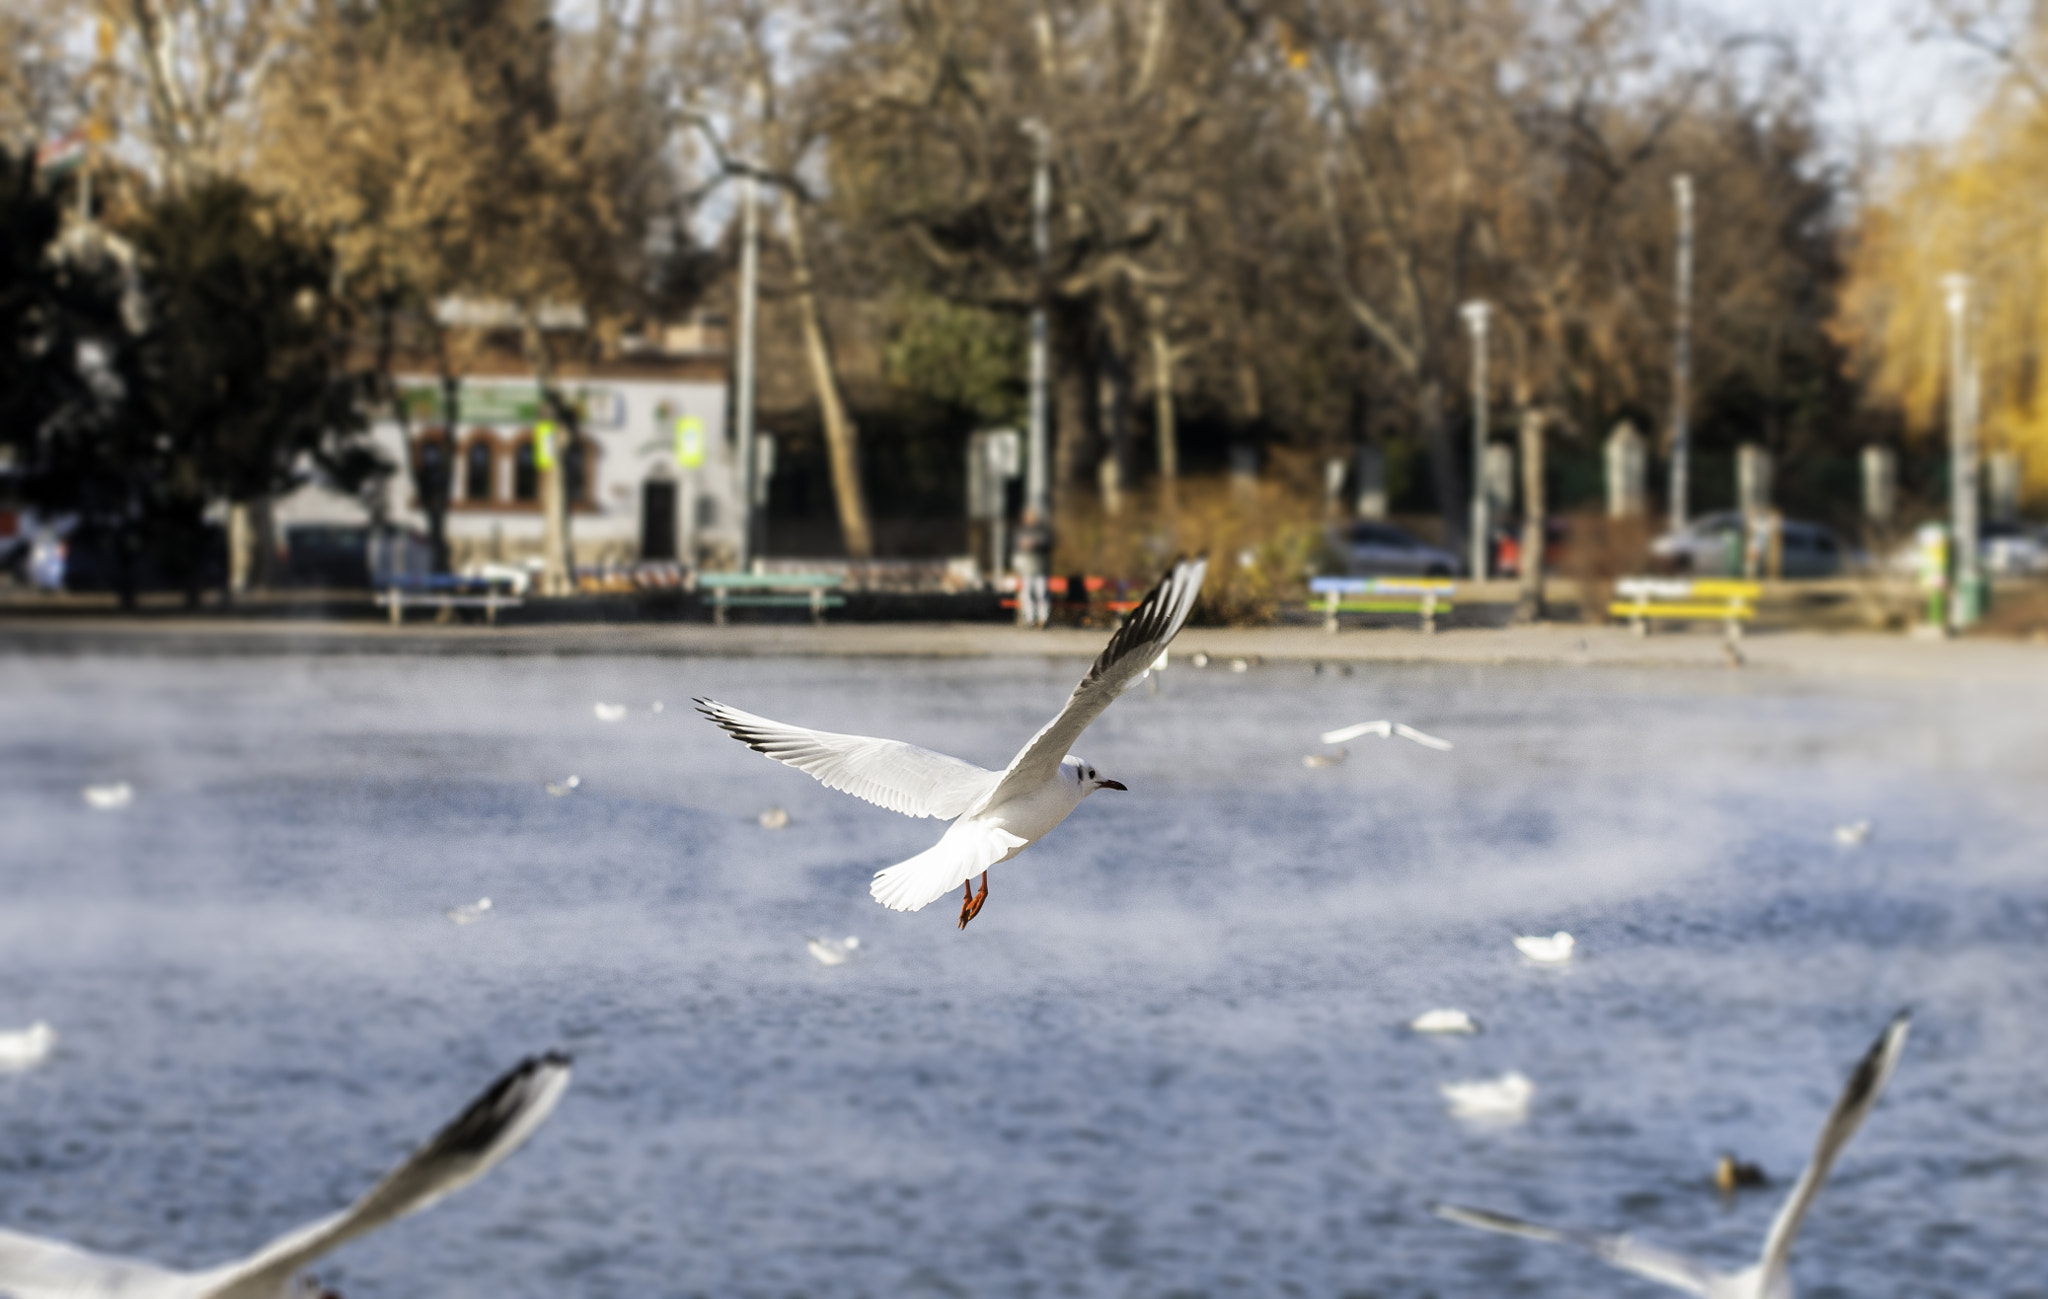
[1839,70,2048,499]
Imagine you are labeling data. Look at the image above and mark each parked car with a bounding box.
[1652,511,1852,577]
[1982,520,2048,576]
[1332,520,1463,577]
[28,516,227,593]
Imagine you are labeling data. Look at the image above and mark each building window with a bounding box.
[513,436,538,502]
[464,436,494,503]
[413,429,452,505]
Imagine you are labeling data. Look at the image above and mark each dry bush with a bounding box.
[1561,514,1653,623]
[1052,463,1333,626]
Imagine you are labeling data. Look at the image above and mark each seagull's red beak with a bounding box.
[1098,779,1128,791]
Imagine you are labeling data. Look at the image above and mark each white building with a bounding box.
[277,351,739,575]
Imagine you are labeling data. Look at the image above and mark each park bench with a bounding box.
[1310,576,1457,634]
[376,574,523,626]
[698,571,847,626]
[1610,577,1760,638]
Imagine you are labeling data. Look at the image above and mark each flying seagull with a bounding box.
[1433,1010,1911,1298]
[0,1052,571,1299]
[698,557,1208,928]
[1318,720,1454,751]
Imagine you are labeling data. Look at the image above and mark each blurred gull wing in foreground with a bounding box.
[1318,721,1454,750]
[698,558,1207,930]
[0,1053,570,1299]
[1434,1012,1911,1298]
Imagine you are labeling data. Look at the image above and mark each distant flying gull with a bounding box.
[808,935,861,965]
[544,775,582,797]
[758,805,791,830]
[447,898,492,925]
[0,1053,570,1299]
[699,557,1208,929]
[1514,931,1576,964]
[1441,1070,1534,1119]
[1319,720,1454,750]
[0,1022,56,1071]
[593,702,628,722]
[1434,1011,1911,1299]
[1410,1008,1480,1035]
[1302,748,1348,769]
[650,700,665,715]
[80,782,133,810]
[1833,820,1872,847]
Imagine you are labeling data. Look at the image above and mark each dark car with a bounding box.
[1332,520,1463,577]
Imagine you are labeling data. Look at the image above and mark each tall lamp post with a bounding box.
[733,170,761,571]
[1669,174,1694,532]
[1943,273,1981,629]
[1460,300,1491,580]
[1019,118,1053,626]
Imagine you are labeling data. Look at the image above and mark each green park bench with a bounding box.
[1310,576,1457,634]
[698,571,848,626]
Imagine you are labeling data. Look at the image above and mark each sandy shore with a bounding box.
[2,613,2042,683]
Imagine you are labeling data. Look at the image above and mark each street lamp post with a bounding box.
[733,171,761,571]
[1019,118,1053,627]
[1670,174,1694,532]
[1943,273,1980,629]
[1460,300,1491,581]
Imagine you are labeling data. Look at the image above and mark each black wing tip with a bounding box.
[1837,1010,1914,1114]
[435,1052,573,1159]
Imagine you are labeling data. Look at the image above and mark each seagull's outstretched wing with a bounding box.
[982,557,1207,810]
[870,819,1029,912]
[196,1053,572,1299]
[696,700,1000,819]
[1755,1010,1911,1287]
[0,1228,184,1299]
[1431,1203,1717,1296]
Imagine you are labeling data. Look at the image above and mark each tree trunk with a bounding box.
[1418,377,1466,561]
[1052,303,1096,523]
[1148,301,1177,511]
[1097,339,1131,516]
[783,193,873,558]
[1515,405,1547,623]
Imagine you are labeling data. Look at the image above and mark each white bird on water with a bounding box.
[1410,1008,1480,1035]
[1434,1011,1912,1299]
[1514,931,1576,964]
[1833,820,1872,847]
[1441,1070,1534,1119]
[544,775,582,797]
[807,935,861,965]
[80,783,133,811]
[0,1022,56,1071]
[0,1053,570,1299]
[447,898,492,925]
[1319,720,1454,751]
[593,702,628,723]
[698,558,1208,929]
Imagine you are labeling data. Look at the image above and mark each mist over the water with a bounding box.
[1,652,2041,1296]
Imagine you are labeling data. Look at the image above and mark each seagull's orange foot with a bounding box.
[957,872,989,929]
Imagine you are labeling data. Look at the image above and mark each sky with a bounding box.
[1686,0,1996,160]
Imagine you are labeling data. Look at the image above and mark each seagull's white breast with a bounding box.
[975,761,1090,850]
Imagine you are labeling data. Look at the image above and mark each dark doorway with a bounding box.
[641,479,678,560]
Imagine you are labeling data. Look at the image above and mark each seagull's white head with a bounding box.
[1064,754,1127,796]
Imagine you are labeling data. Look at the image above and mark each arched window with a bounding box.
[513,436,538,502]
[464,436,495,503]
[413,429,452,505]
[566,435,600,505]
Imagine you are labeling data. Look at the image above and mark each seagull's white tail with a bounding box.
[871,822,1027,912]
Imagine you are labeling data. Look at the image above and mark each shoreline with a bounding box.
[2,615,2042,683]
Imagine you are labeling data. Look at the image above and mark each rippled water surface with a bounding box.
[1,650,2044,1297]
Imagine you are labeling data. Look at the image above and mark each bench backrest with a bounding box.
[1615,577,1760,600]
[697,572,847,589]
[1310,576,1457,596]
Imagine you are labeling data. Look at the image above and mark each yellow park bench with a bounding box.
[1610,577,1760,638]
[1310,576,1457,634]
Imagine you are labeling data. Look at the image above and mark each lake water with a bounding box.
[1,650,2043,1297]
